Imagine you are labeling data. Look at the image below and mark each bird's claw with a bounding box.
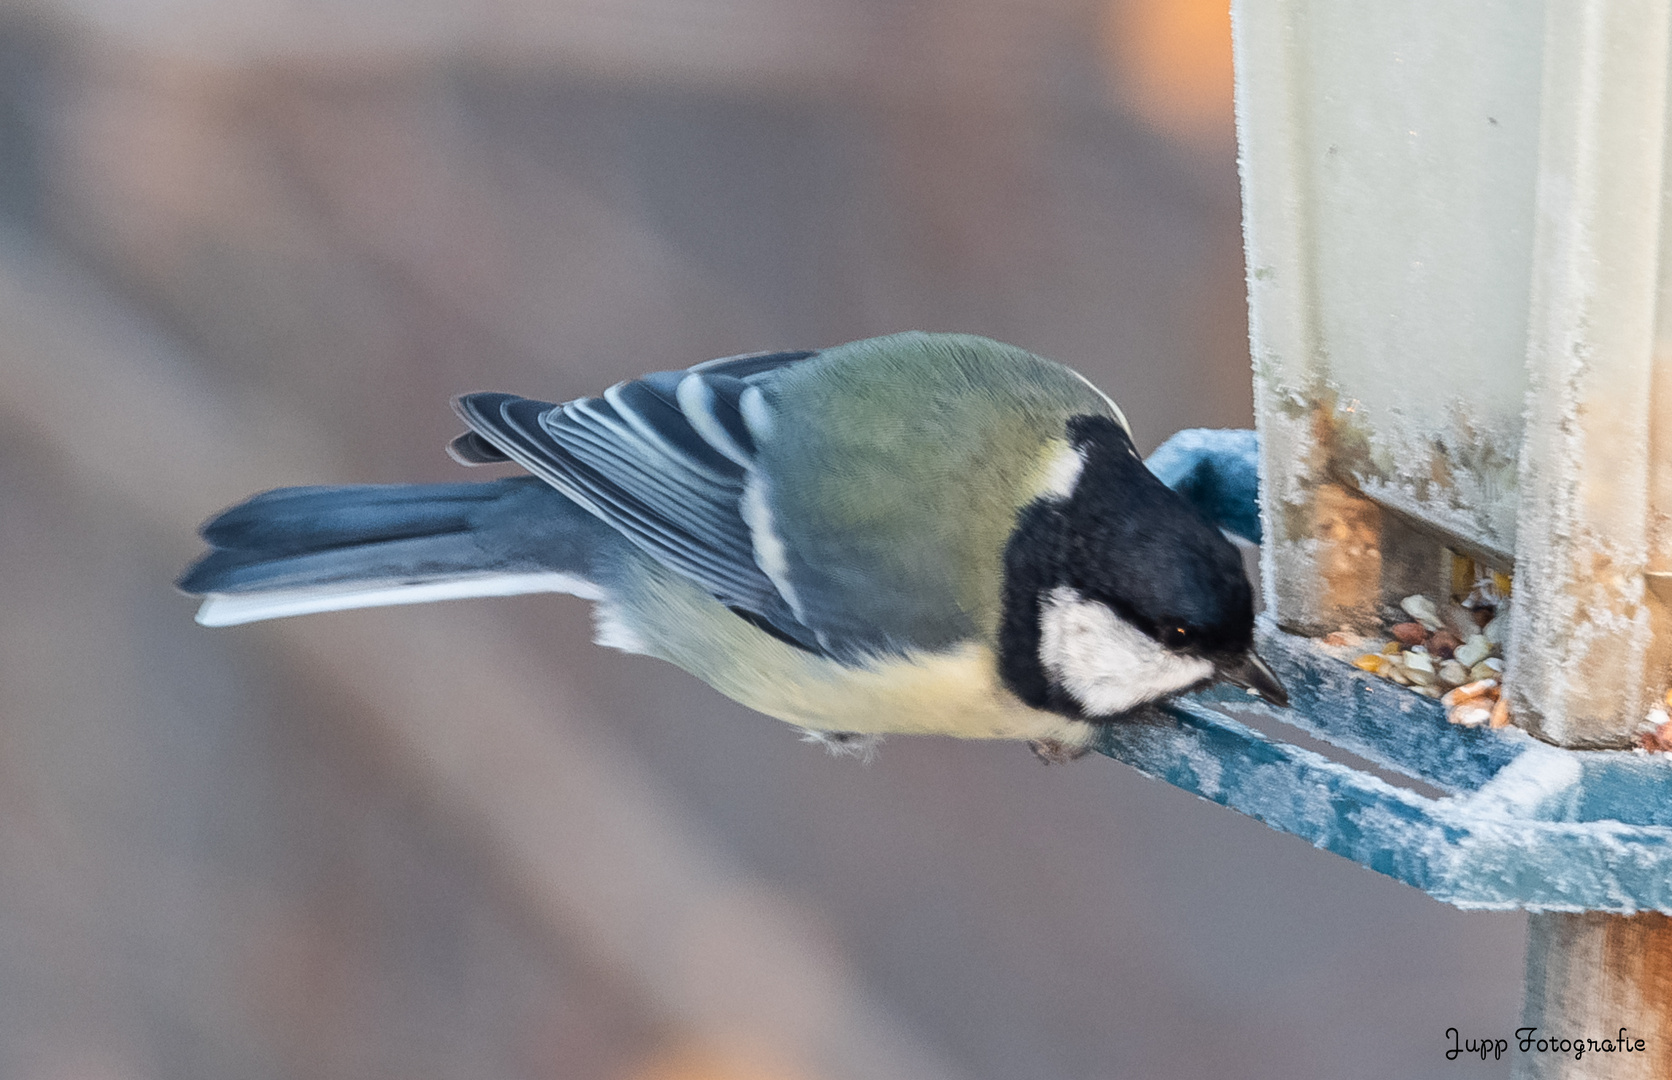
[1028,738,1091,765]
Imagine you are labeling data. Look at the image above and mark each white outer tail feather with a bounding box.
[195,572,603,627]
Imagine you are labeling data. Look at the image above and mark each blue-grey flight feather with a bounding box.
[181,477,626,625]
[452,350,824,652]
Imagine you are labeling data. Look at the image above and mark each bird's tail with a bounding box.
[178,477,619,626]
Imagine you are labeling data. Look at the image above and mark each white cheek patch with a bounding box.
[1037,586,1214,716]
[1038,442,1087,501]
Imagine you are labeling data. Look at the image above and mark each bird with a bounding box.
[179,331,1287,762]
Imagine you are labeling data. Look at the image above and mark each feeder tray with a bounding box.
[1098,629,1672,915]
[1138,429,1672,916]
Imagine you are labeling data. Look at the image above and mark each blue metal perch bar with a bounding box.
[1110,635,1672,915]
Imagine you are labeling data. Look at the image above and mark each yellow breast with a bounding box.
[740,641,1094,744]
[604,558,1094,746]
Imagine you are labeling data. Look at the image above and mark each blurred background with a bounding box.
[0,1,1526,1077]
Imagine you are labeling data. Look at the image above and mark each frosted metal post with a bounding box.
[1509,0,1672,750]
[1512,5,1672,1078]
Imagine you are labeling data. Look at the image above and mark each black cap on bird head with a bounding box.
[998,415,1288,719]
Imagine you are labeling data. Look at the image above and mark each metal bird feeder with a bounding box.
[1108,3,1672,1074]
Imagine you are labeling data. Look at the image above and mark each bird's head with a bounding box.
[998,414,1288,719]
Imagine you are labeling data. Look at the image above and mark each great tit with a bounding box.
[180,332,1287,759]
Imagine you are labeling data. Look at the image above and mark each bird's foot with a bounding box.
[797,728,883,762]
[1028,738,1092,765]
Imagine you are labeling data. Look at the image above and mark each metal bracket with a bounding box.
[1098,624,1672,914]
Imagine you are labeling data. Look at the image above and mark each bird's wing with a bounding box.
[458,335,1117,663]
[454,351,830,654]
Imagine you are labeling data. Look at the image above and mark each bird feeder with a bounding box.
[1108,3,1672,1075]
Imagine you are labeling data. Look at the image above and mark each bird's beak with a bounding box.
[1218,650,1289,708]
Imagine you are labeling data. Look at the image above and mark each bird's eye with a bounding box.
[1165,624,1194,648]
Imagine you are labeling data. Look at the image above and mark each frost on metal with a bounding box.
[1216,0,1672,911]
[1235,0,1544,637]
[1235,0,1672,745]
[1500,0,1672,749]
[1094,626,1672,914]
[1277,386,1521,563]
